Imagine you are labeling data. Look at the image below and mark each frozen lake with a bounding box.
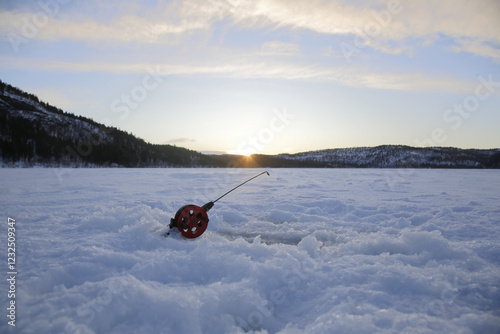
[1,168,499,333]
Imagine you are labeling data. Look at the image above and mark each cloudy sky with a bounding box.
[1,0,499,155]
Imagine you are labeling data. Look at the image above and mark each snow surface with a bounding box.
[1,168,500,334]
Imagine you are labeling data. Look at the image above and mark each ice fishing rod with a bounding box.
[167,171,270,239]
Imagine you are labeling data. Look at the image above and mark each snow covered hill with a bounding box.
[0,80,214,167]
[1,168,499,333]
[278,146,500,169]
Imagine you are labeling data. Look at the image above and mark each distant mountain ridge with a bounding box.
[1,79,499,168]
[277,146,500,169]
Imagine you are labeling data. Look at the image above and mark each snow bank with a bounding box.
[0,168,499,333]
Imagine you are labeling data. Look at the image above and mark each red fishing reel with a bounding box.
[169,202,213,239]
[166,171,269,239]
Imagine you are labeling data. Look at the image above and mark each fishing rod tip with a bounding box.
[266,171,270,176]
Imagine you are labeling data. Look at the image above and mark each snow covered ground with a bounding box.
[1,168,499,334]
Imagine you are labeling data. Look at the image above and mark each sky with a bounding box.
[0,0,499,155]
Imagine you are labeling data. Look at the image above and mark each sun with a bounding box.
[227,148,255,156]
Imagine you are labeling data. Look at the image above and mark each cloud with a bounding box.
[234,0,500,59]
[451,39,500,63]
[0,55,475,94]
[164,138,196,144]
[0,1,214,44]
[1,0,497,93]
[230,0,391,38]
[1,0,498,63]
[2,0,499,49]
